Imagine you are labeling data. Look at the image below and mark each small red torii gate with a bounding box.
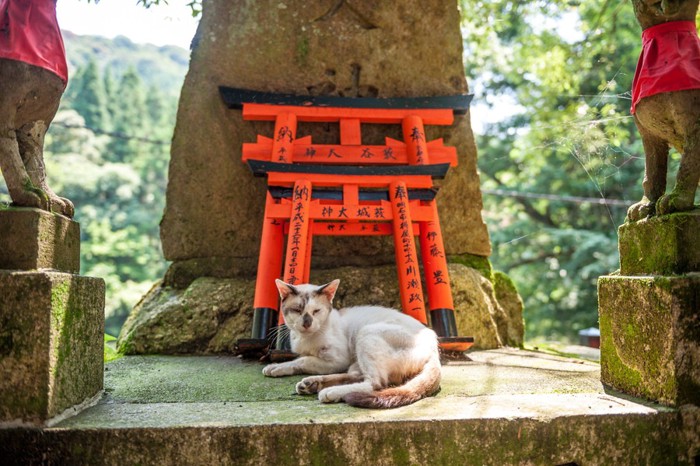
[221,88,474,359]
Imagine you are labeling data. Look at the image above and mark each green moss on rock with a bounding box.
[449,253,494,282]
[598,274,700,406]
[619,209,700,275]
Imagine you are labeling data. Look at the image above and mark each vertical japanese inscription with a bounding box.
[284,180,311,286]
[272,113,296,164]
[402,115,429,165]
[418,201,454,313]
[390,181,427,324]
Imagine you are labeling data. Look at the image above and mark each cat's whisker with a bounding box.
[267,325,291,340]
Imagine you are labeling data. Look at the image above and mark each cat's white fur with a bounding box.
[262,279,441,408]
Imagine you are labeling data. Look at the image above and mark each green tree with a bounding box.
[103,69,120,130]
[106,68,148,163]
[68,59,110,130]
[460,0,652,340]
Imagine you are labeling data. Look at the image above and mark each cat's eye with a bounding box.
[290,308,302,314]
[313,309,321,315]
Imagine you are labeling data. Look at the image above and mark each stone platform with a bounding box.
[1,348,697,465]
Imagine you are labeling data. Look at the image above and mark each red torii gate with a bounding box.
[221,88,474,359]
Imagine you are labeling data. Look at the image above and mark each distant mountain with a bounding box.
[62,31,190,97]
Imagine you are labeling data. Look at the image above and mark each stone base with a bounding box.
[119,264,524,354]
[598,274,700,406]
[0,270,105,425]
[0,208,80,273]
[619,209,700,275]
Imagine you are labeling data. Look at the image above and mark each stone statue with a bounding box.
[627,0,700,221]
[0,0,74,217]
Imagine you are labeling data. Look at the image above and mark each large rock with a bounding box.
[160,0,491,280]
[118,264,520,354]
[493,271,525,347]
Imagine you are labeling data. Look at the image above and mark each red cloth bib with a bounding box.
[0,0,67,83]
[631,21,700,114]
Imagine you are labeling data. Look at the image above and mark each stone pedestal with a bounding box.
[598,275,699,406]
[0,271,105,425]
[618,210,700,275]
[599,209,700,407]
[0,208,104,425]
[0,208,80,273]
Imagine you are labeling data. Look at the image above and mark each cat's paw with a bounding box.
[262,363,293,377]
[296,376,323,395]
[318,386,344,403]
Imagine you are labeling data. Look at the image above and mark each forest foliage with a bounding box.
[462,0,698,340]
[1,2,696,340]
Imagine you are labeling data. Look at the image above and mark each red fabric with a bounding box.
[631,21,700,114]
[0,0,67,83]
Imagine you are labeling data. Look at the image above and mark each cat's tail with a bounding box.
[343,354,442,409]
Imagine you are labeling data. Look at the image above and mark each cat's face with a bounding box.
[275,279,340,335]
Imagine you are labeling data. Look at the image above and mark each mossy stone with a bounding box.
[619,209,700,275]
[0,271,104,424]
[0,207,80,273]
[119,264,525,354]
[598,274,700,406]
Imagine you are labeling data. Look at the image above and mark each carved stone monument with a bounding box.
[119,0,524,353]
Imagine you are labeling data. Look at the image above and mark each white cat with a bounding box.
[262,279,441,408]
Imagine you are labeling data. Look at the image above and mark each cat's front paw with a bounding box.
[318,386,344,403]
[296,376,323,395]
[262,363,294,377]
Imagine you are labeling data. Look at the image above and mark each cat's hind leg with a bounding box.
[296,364,363,395]
[317,327,400,403]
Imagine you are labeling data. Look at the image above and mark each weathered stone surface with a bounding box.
[118,278,255,354]
[598,274,700,406]
[160,0,490,275]
[1,350,698,465]
[0,207,80,273]
[619,209,700,275]
[0,271,104,425]
[119,264,516,354]
[493,271,525,347]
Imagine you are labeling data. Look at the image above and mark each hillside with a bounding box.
[62,31,190,98]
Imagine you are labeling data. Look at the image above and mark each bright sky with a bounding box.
[57,0,199,49]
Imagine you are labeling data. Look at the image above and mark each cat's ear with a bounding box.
[317,279,340,302]
[275,279,297,300]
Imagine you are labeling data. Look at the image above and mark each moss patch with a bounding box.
[598,275,700,406]
[619,209,700,275]
[105,355,304,403]
[449,254,494,282]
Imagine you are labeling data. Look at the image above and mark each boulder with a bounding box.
[493,271,525,347]
[118,264,521,354]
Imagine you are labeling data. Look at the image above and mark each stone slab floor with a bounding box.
[2,348,698,465]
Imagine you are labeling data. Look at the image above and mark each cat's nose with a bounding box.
[302,315,312,328]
